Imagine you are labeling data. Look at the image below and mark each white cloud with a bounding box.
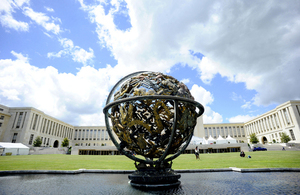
[228,115,257,123]
[180,78,190,84]
[23,7,61,34]
[11,50,29,63]
[241,101,252,109]
[79,0,300,108]
[191,84,223,123]
[48,38,95,66]
[0,53,112,125]
[45,6,54,12]
[0,0,29,31]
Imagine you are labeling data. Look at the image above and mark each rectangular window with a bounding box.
[12,133,18,143]
[12,112,18,128]
[296,105,300,117]
[274,114,279,127]
[32,114,38,130]
[28,134,34,145]
[16,112,23,128]
[97,130,100,140]
[78,130,81,140]
[86,130,89,140]
[93,130,96,140]
[283,109,290,125]
[289,130,296,140]
[21,112,27,128]
[74,130,78,140]
[0,122,2,127]
[105,130,109,140]
[101,130,104,140]
[82,130,85,140]
[0,115,4,120]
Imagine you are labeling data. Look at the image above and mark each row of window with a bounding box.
[11,111,73,140]
[204,126,245,138]
[245,107,293,135]
[73,129,110,141]
[40,118,73,139]
[12,112,27,129]
[75,143,107,146]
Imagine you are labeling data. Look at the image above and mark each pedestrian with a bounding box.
[240,151,245,157]
[195,146,200,160]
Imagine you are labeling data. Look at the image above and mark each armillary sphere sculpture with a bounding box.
[103,71,204,189]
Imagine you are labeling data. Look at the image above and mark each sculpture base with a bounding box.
[128,168,181,190]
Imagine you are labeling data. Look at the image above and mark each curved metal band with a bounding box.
[105,71,150,105]
[103,95,204,164]
[104,95,204,117]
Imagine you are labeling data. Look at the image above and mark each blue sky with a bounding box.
[1,0,299,126]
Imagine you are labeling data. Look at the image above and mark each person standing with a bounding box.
[195,146,200,160]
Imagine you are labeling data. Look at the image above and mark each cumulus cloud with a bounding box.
[0,0,29,31]
[80,0,300,108]
[191,84,223,123]
[47,38,95,66]
[0,52,111,125]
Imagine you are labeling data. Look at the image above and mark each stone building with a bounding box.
[0,100,299,154]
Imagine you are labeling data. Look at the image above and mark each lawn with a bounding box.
[0,151,299,171]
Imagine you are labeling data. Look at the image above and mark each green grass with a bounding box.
[0,151,299,171]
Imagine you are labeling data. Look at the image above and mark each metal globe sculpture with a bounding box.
[103,71,204,189]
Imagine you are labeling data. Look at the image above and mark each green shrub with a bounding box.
[281,132,291,143]
[33,136,42,147]
[61,138,69,147]
[250,133,259,144]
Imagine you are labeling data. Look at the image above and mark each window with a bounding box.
[93,130,96,140]
[0,122,2,127]
[28,134,34,145]
[32,114,38,130]
[74,130,78,140]
[290,130,296,140]
[12,133,18,143]
[101,130,104,140]
[82,130,85,140]
[21,112,27,128]
[283,109,290,125]
[274,114,279,127]
[16,112,23,128]
[105,130,109,140]
[86,130,89,140]
[0,115,4,120]
[0,108,3,111]
[78,130,81,140]
[296,105,300,117]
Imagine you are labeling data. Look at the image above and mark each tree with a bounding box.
[281,132,291,143]
[250,133,259,144]
[33,136,42,147]
[61,137,69,147]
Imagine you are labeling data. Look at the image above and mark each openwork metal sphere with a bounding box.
[103,71,204,165]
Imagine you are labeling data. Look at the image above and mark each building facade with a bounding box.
[244,100,300,144]
[1,100,299,150]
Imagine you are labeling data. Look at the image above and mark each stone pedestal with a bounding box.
[128,167,181,190]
